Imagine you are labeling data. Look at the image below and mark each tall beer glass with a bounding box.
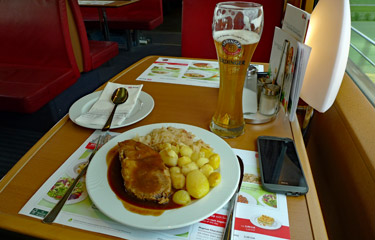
[210,2,263,138]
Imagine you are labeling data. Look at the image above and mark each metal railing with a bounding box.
[350,26,375,67]
[347,26,375,106]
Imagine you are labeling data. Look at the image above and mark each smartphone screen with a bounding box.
[257,136,308,195]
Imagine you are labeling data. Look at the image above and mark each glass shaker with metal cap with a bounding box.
[259,84,281,116]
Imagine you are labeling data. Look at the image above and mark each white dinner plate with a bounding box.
[69,91,154,129]
[86,123,240,230]
[250,215,282,230]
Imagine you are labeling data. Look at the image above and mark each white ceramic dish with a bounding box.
[86,123,240,230]
[69,91,154,129]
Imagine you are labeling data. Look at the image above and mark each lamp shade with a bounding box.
[300,0,351,113]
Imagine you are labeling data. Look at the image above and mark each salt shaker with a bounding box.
[244,65,258,92]
[259,84,280,116]
[257,76,272,105]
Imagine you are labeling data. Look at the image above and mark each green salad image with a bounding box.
[47,177,85,200]
[262,193,277,208]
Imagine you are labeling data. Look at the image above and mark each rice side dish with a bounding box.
[133,127,211,152]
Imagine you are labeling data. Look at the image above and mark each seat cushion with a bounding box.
[89,40,119,70]
[0,66,78,113]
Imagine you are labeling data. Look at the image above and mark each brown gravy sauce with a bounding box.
[106,146,182,216]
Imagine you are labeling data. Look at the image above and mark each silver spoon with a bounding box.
[102,87,129,131]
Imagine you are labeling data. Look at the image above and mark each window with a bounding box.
[346,0,375,106]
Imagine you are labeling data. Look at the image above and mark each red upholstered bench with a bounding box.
[79,0,163,31]
[0,0,80,113]
[181,0,284,63]
[68,0,119,72]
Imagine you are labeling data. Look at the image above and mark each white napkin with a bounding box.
[75,82,143,127]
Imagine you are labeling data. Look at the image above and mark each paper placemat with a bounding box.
[19,131,289,240]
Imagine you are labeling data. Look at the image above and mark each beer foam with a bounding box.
[214,3,263,31]
[213,30,260,45]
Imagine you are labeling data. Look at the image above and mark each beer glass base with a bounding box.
[209,121,244,138]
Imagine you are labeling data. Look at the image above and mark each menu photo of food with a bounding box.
[148,65,182,78]
[137,58,221,88]
[259,193,278,209]
[239,183,278,209]
[237,192,257,205]
[234,148,290,239]
[182,62,219,81]
[250,214,282,230]
[43,176,87,205]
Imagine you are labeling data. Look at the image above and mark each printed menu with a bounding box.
[136,57,264,88]
[19,131,290,240]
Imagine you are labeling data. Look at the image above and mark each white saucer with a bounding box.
[69,91,154,129]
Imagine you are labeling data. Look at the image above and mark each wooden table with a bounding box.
[0,56,328,239]
[78,0,139,40]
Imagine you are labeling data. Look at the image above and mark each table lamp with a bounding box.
[300,0,351,113]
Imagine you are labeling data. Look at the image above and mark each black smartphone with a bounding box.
[257,136,309,196]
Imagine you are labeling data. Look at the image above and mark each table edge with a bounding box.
[0,116,69,193]
[291,119,328,240]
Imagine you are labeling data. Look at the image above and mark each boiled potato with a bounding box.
[180,145,193,157]
[169,166,181,175]
[181,162,198,175]
[208,153,220,170]
[160,148,178,167]
[200,147,213,158]
[172,190,191,205]
[200,164,214,177]
[159,142,172,150]
[171,144,180,154]
[186,170,209,198]
[196,157,209,168]
[191,151,205,162]
[171,172,185,189]
[177,156,192,167]
[208,172,221,187]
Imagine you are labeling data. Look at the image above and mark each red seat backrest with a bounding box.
[67,0,93,71]
[0,0,78,70]
[181,0,284,63]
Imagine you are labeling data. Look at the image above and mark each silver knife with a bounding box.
[222,155,244,240]
[42,135,102,224]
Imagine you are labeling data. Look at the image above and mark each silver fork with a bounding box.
[42,135,104,224]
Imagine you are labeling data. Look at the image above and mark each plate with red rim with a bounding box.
[86,123,240,230]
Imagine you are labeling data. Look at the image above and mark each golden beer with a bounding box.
[210,2,263,138]
[210,30,260,137]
